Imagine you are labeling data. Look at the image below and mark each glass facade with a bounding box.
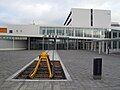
[39,27,46,35]
[40,26,106,39]
[47,27,55,35]
[113,41,117,49]
[75,28,83,37]
[113,32,117,38]
[66,27,74,36]
[84,29,92,37]
[56,27,64,36]
[93,29,100,38]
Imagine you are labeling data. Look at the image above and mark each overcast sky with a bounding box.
[0,0,120,25]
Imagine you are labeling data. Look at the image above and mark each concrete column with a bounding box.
[55,38,57,50]
[117,31,119,51]
[64,39,66,50]
[73,39,77,50]
[87,43,89,50]
[99,42,101,54]
[67,38,69,50]
[83,41,85,50]
[77,39,78,50]
[102,41,104,52]
[111,41,113,49]
[106,41,108,54]
[28,37,30,50]
[86,43,88,50]
[88,42,90,50]
[91,42,93,51]
[48,40,49,50]
[74,28,75,37]
[42,37,44,50]
[13,37,15,50]
[94,42,96,51]
[111,31,113,49]
[117,41,119,51]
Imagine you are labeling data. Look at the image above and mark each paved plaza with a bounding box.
[0,50,120,90]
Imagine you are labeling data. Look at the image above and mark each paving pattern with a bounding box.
[0,50,120,90]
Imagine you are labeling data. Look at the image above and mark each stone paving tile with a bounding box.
[57,50,120,90]
[0,50,120,90]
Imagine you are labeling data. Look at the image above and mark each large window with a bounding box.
[56,27,64,35]
[9,30,13,33]
[100,30,105,38]
[84,29,92,37]
[105,30,110,38]
[75,28,83,37]
[113,41,117,49]
[93,29,100,38]
[47,27,55,35]
[66,28,74,36]
[39,26,106,39]
[40,27,46,35]
[113,32,117,38]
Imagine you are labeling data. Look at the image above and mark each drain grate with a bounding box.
[14,60,66,80]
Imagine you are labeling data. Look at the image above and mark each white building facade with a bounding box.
[0,8,120,54]
[64,8,111,28]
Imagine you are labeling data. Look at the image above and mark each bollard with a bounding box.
[93,57,102,80]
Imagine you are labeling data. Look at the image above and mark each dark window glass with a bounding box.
[42,30,46,35]
[9,30,13,33]
[113,41,117,49]
[119,33,120,37]
[119,42,120,49]
[113,32,117,38]
[109,32,111,38]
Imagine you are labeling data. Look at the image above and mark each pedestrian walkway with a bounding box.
[0,50,120,90]
[6,50,71,82]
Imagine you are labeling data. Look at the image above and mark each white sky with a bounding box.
[0,0,120,25]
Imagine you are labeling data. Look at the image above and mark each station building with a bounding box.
[0,8,120,54]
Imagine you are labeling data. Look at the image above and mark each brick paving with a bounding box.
[0,50,120,90]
